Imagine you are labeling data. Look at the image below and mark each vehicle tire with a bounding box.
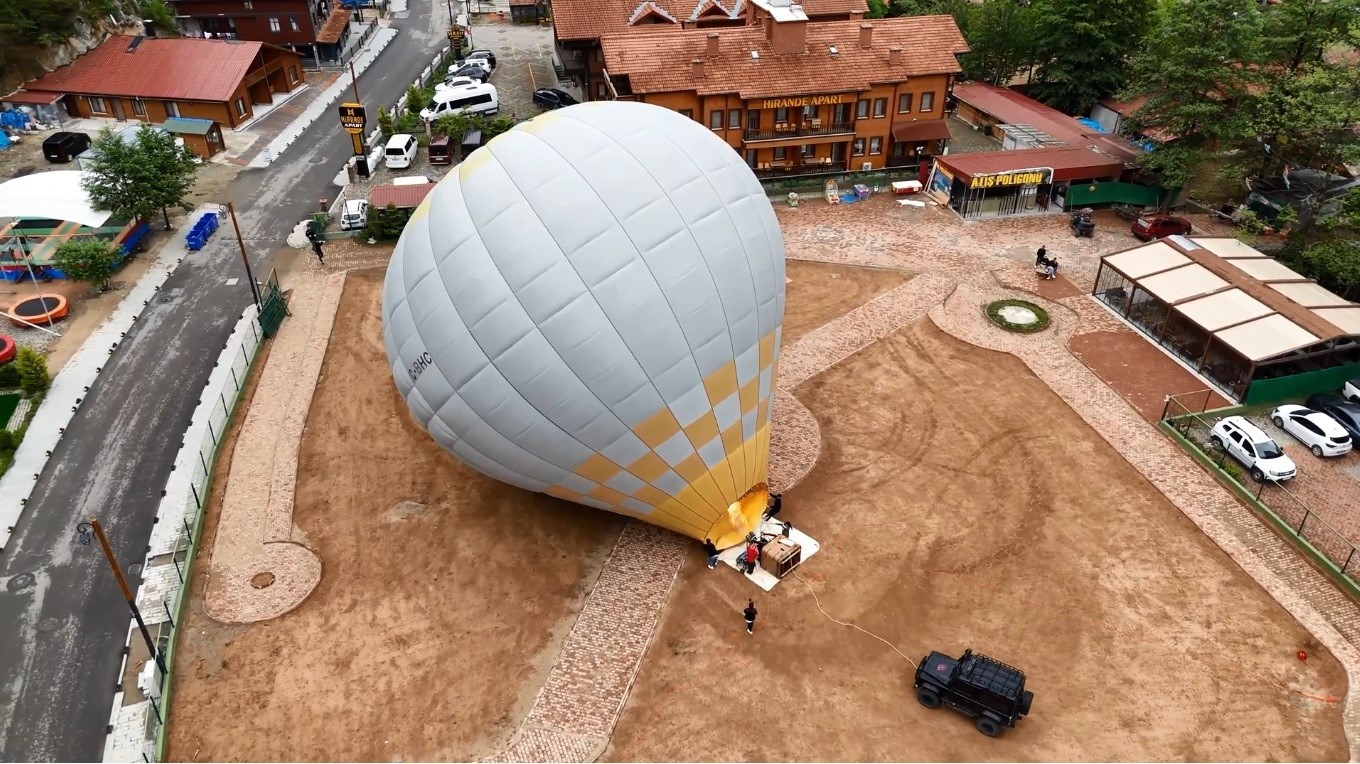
[1312,444,1324,457]
[1210,435,1224,450]
[976,716,1001,737]
[1018,690,1034,716]
[1250,467,1265,483]
[916,688,941,709]
[1272,415,1284,427]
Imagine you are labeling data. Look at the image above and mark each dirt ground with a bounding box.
[782,260,910,344]
[1069,329,1231,422]
[166,270,624,762]
[604,320,1348,763]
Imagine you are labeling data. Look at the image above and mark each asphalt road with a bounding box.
[0,2,453,759]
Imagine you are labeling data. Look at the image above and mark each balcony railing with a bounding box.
[744,121,854,142]
[753,160,850,178]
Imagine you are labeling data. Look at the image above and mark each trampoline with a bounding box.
[7,294,68,327]
[0,335,14,364]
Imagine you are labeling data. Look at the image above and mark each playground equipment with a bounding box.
[7,294,69,327]
[0,335,15,364]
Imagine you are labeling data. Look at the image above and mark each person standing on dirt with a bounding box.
[310,233,325,265]
[703,539,719,570]
[1035,245,1048,268]
[742,542,760,575]
[743,599,758,635]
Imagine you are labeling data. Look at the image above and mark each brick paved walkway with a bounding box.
[203,272,346,623]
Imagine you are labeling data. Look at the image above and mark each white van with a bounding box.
[393,175,433,186]
[339,199,369,230]
[384,133,418,169]
[420,83,499,121]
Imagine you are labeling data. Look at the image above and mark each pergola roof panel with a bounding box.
[1214,314,1319,361]
[1314,307,1360,334]
[1176,289,1273,331]
[1191,237,1266,260]
[1269,281,1350,308]
[1226,257,1307,282]
[1104,241,1189,279]
[1138,263,1228,304]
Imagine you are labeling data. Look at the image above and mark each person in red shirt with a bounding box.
[742,542,759,574]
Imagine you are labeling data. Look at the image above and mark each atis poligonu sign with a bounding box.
[968,167,1054,190]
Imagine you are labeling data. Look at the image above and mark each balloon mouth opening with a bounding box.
[709,484,769,549]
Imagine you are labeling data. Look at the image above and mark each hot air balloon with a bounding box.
[381,101,785,548]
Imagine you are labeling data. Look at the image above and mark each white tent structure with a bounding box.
[0,171,112,228]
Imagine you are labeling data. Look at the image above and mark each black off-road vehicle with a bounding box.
[914,649,1034,736]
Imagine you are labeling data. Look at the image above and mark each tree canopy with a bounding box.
[1026,0,1153,114]
[80,125,199,230]
[53,239,122,292]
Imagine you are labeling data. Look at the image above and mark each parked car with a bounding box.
[1209,415,1297,482]
[1305,394,1360,443]
[462,50,497,69]
[383,133,418,169]
[1270,404,1353,457]
[428,134,453,165]
[454,57,492,74]
[533,87,579,110]
[438,76,478,90]
[914,649,1033,737]
[339,199,369,231]
[1344,379,1360,404]
[446,63,491,83]
[42,131,91,163]
[420,83,499,120]
[1131,214,1192,241]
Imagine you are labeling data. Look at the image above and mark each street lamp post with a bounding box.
[77,520,168,677]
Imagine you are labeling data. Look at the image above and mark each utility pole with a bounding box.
[225,202,262,307]
[78,520,168,677]
[349,58,362,103]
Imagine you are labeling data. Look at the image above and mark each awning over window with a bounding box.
[890,119,952,143]
[0,90,63,106]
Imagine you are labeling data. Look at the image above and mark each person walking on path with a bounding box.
[743,599,758,635]
[703,539,719,570]
[311,236,325,265]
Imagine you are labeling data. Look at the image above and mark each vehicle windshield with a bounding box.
[1256,441,1283,459]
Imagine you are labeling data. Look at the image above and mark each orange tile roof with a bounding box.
[317,3,350,45]
[602,16,967,99]
[936,146,1125,182]
[24,35,277,102]
[555,0,866,42]
[371,183,438,208]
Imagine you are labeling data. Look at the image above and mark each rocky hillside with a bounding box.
[0,0,147,93]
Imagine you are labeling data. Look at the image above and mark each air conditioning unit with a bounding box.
[860,162,872,171]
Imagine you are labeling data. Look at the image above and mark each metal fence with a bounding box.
[1161,391,1360,589]
[104,307,267,762]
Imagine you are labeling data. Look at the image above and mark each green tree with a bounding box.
[1121,0,1262,197]
[53,239,122,292]
[1257,0,1357,73]
[13,347,49,397]
[865,0,887,17]
[1027,0,1153,114]
[1247,61,1360,195]
[959,0,1039,86]
[406,83,430,115]
[137,0,180,34]
[81,125,199,230]
[1301,240,1360,298]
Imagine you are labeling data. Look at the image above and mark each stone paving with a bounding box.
[202,272,346,623]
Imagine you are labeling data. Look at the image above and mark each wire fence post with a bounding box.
[163,601,174,629]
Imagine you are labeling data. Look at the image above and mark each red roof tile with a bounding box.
[602,16,967,99]
[23,36,276,103]
[555,0,867,42]
[316,3,350,44]
[371,183,438,208]
[0,90,64,105]
[1097,95,1147,118]
[952,81,1094,145]
[935,146,1125,182]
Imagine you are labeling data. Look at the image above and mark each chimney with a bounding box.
[706,32,719,57]
[692,58,705,79]
[859,22,873,49]
[888,45,901,65]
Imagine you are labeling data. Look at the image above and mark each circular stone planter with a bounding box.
[7,294,69,328]
[0,335,14,365]
[985,299,1050,333]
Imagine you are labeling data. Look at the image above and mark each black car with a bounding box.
[914,649,1033,736]
[447,63,491,83]
[533,87,579,110]
[1305,393,1360,441]
[463,49,497,69]
[42,131,92,163]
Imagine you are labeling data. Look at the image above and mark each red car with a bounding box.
[1132,214,1192,241]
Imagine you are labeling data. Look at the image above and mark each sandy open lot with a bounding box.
[604,320,1348,762]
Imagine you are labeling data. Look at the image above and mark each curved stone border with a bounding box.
[202,272,346,623]
[985,298,1050,333]
[0,205,219,553]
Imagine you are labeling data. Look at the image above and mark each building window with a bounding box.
[745,149,757,168]
[746,110,759,131]
[773,147,787,161]
[679,108,694,119]
[290,17,300,31]
[833,103,850,124]
[856,99,869,119]
[269,17,281,31]
[131,98,146,117]
[898,93,912,113]
[872,98,887,118]
[728,109,741,129]
[869,137,882,155]
[596,82,606,98]
[289,66,299,83]
[235,97,247,117]
[243,0,252,7]
[852,138,864,155]
[920,91,935,112]
[831,142,846,162]
[801,144,815,159]
[166,101,180,117]
[88,96,107,114]
[802,105,816,120]
[709,110,723,129]
[774,107,789,124]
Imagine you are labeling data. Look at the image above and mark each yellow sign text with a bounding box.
[969,170,1050,189]
[760,94,852,109]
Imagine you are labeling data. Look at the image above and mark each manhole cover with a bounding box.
[159,296,173,304]
[7,573,35,592]
[250,572,275,589]
[37,618,58,632]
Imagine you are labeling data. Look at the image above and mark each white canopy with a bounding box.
[0,171,112,228]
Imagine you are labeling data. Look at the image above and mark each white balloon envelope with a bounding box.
[381,101,786,547]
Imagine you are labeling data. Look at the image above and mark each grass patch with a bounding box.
[0,391,19,430]
[985,299,1050,333]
